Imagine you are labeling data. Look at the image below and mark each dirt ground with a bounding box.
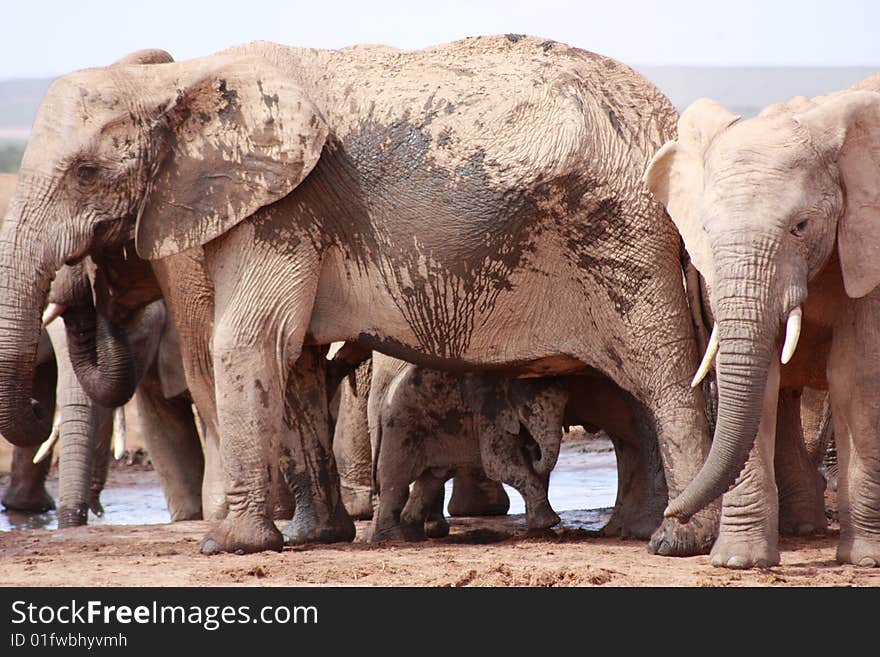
[1,465,878,588]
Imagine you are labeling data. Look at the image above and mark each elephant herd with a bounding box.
[0,34,877,570]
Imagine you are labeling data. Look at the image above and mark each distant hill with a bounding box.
[0,78,52,139]
[0,65,876,144]
[636,65,877,116]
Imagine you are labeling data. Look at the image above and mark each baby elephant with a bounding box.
[370,354,567,542]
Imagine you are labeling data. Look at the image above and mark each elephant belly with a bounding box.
[307,247,602,375]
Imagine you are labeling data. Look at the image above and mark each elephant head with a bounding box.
[463,375,568,478]
[644,80,880,521]
[0,46,327,446]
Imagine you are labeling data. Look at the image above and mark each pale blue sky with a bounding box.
[0,0,878,79]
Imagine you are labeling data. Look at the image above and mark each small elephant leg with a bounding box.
[775,388,827,536]
[136,363,205,521]
[447,467,510,517]
[403,472,450,539]
[478,429,559,531]
[710,359,781,569]
[280,346,355,546]
[829,296,880,567]
[2,446,55,513]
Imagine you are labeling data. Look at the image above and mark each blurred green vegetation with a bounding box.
[0,142,25,173]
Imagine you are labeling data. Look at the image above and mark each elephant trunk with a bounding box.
[62,300,138,409]
[531,426,562,478]
[0,208,57,447]
[665,245,784,521]
[47,319,103,527]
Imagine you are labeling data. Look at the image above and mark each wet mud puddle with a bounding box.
[1,437,617,532]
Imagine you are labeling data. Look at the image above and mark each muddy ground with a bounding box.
[1,464,878,587]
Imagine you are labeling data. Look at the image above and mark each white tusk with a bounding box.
[325,341,344,360]
[32,416,61,464]
[112,407,126,460]
[691,323,719,388]
[41,303,66,327]
[781,306,802,365]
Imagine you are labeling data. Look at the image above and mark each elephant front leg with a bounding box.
[478,431,559,532]
[775,389,827,536]
[829,299,880,567]
[644,400,720,557]
[280,346,355,546]
[630,329,719,557]
[710,360,781,569]
[199,346,285,555]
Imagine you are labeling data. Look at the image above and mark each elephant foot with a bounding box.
[282,503,355,546]
[423,514,450,539]
[2,485,55,514]
[603,503,664,540]
[779,496,827,537]
[341,485,374,520]
[837,537,880,567]
[647,507,718,557]
[371,521,426,543]
[57,505,89,528]
[448,476,510,517]
[525,500,561,531]
[710,533,780,569]
[199,515,284,555]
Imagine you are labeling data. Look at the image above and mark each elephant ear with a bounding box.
[135,55,328,260]
[644,99,741,291]
[800,90,880,298]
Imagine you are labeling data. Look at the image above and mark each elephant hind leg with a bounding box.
[280,346,355,546]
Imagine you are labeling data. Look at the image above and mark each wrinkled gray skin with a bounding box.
[0,36,716,555]
[332,357,509,520]
[370,354,567,541]
[646,74,880,567]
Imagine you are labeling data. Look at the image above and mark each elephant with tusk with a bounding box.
[645,73,880,568]
[0,35,718,555]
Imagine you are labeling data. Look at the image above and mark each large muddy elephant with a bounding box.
[645,74,880,567]
[0,35,716,555]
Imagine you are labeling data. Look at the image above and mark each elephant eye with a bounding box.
[75,162,100,185]
[791,218,809,236]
